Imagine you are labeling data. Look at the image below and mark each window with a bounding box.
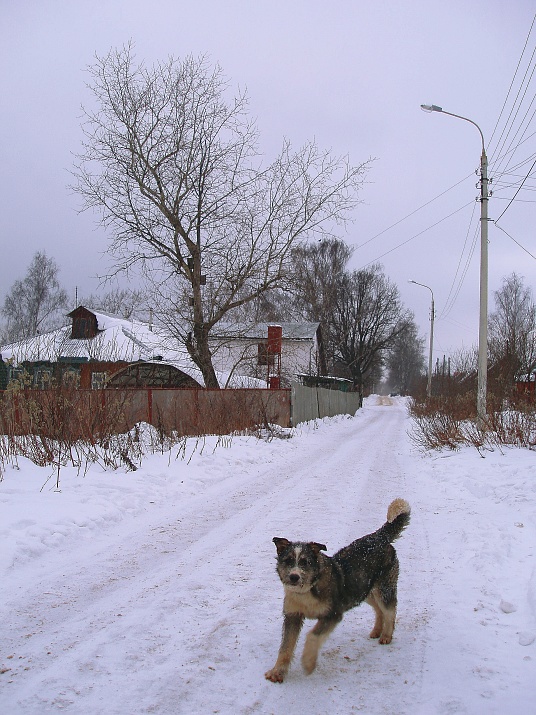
[91,371,107,389]
[33,368,53,389]
[61,368,80,388]
[258,342,275,367]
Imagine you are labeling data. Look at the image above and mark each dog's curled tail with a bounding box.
[382,498,411,542]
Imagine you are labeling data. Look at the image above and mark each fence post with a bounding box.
[147,388,153,425]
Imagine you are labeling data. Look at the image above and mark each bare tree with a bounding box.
[72,46,370,387]
[385,318,425,395]
[288,238,352,370]
[227,238,353,370]
[1,251,68,344]
[332,264,411,404]
[489,272,536,392]
[80,287,147,320]
[450,346,478,382]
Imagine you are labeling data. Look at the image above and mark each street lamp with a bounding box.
[420,104,489,423]
[409,280,435,398]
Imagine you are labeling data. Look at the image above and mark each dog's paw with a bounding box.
[265,666,286,683]
[369,627,382,639]
[301,651,317,675]
[378,633,392,644]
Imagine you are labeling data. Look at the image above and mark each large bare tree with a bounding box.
[332,264,411,404]
[72,46,370,387]
[385,318,425,395]
[288,238,353,371]
[1,251,68,344]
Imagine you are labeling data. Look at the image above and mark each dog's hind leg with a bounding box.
[366,590,386,639]
[265,613,304,683]
[366,582,398,644]
[301,614,342,675]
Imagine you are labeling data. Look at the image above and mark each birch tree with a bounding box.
[489,272,536,386]
[72,46,370,387]
[1,251,68,344]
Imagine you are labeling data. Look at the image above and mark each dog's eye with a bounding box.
[298,558,309,567]
[283,557,294,566]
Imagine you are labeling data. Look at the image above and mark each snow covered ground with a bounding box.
[0,397,534,714]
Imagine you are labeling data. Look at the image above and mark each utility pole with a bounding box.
[477,146,489,423]
[409,280,434,398]
[421,104,489,423]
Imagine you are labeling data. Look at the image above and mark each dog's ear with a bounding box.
[310,542,327,555]
[272,537,291,554]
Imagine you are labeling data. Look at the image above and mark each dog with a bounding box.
[265,498,411,683]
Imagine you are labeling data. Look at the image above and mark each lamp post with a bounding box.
[409,280,435,398]
[420,104,489,422]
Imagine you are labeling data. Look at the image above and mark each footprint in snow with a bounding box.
[499,599,517,614]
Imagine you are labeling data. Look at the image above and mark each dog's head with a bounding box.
[272,537,327,593]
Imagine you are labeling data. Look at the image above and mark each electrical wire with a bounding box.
[495,155,536,222]
[357,174,473,250]
[438,202,478,320]
[491,98,536,183]
[489,14,536,166]
[359,201,474,269]
[491,51,536,174]
[494,222,536,261]
[489,13,536,152]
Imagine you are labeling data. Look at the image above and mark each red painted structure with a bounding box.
[267,325,282,389]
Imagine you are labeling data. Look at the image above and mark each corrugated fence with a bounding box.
[0,384,360,438]
[291,382,361,425]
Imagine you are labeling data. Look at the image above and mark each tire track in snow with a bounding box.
[1,401,431,715]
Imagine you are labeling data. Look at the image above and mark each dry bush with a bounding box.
[0,383,292,484]
[0,379,138,485]
[409,385,536,452]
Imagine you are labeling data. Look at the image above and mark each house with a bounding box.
[515,372,535,399]
[0,307,272,390]
[0,306,205,389]
[209,322,326,387]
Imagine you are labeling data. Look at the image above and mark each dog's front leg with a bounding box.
[301,615,342,675]
[265,613,304,683]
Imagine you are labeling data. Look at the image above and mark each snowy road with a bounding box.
[1,398,534,714]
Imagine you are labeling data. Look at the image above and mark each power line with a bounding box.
[489,12,536,151]
[439,202,479,320]
[488,130,536,176]
[359,201,474,268]
[494,222,536,261]
[494,155,536,222]
[489,13,536,167]
[357,174,473,250]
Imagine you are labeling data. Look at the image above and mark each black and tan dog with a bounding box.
[265,498,411,683]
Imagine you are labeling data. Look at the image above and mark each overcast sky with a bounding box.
[1,0,535,360]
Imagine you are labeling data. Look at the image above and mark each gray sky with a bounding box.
[1,0,535,361]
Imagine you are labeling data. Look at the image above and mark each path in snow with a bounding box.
[1,398,533,714]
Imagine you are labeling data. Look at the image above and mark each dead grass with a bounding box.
[408,390,536,453]
[0,379,292,485]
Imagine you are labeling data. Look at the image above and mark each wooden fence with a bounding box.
[0,383,360,438]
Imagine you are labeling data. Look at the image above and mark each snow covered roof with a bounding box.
[0,308,201,383]
[0,308,273,389]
